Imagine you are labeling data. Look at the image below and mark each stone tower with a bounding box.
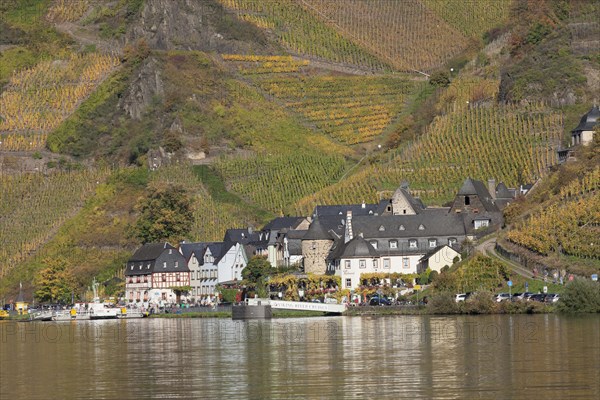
[301,218,333,274]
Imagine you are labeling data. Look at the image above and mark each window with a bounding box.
[136,276,141,283]
[429,239,437,248]
[129,291,133,300]
[474,219,490,229]
[372,259,378,268]
[143,276,148,283]
[176,274,180,282]
[345,278,352,288]
[139,265,142,270]
[359,259,366,269]
[399,225,405,231]
[169,249,173,254]
[383,258,390,269]
[409,239,417,249]
[403,257,410,269]
[162,275,166,282]
[370,241,378,249]
[379,225,385,231]
[419,224,425,230]
[465,196,470,206]
[448,238,457,247]
[345,260,351,269]
[163,262,167,268]
[312,241,317,250]
[130,266,134,271]
[389,240,398,249]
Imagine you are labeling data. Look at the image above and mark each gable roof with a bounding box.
[573,105,599,132]
[420,244,460,262]
[262,217,307,231]
[179,242,208,263]
[392,187,426,214]
[457,178,499,212]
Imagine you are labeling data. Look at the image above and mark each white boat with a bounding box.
[117,308,147,319]
[88,303,119,320]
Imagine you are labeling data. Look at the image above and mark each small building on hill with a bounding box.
[571,105,599,146]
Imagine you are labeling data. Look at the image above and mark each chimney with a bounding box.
[344,211,353,244]
[488,178,496,199]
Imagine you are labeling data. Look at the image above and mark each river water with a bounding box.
[1,314,599,399]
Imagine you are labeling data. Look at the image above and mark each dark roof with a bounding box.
[128,243,175,262]
[337,236,379,258]
[262,217,306,231]
[457,178,499,212]
[303,218,333,240]
[572,105,599,132]
[313,203,380,217]
[179,242,208,263]
[214,242,236,264]
[495,182,513,199]
[349,209,466,238]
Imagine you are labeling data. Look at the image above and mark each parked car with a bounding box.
[369,296,392,306]
[528,293,546,302]
[324,297,338,304]
[455,293,474,302]
[544,293,560,303]
[495,293,511,302]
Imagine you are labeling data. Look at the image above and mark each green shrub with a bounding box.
[557,279,600,313]
[426,292,460,314]
[464,292,496,314]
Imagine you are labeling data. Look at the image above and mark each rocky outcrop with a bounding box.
[127,0,275,53]
[119,56,164,120]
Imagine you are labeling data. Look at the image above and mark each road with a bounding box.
[476,237,537,280]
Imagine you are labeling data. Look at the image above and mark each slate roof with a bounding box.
[349,209,466,239]
[303,218,334,240]
[572,105,599,132]
[128,243,175,262]
[458,178,499,212]
[179,242,208,263]
[495,182,513,199]
[313,203,380,217]
[337,236,379,258]
[262,217,306,231]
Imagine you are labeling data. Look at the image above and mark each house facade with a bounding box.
[125,242,189,304]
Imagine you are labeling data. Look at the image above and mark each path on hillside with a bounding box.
[476,237,537,280]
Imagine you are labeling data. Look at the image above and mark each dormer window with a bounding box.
[163,262,167,268]
[175,261,178,268]
[130,266,133,271]
[429,239,437,248]
[139,265,142,270]
[419,224,425,230]
[169,249,173,254]
[369,210,373,215]
[409,239,417,249]
[399,225,405,231]
[370,241,378,249]
[389,240,398,249]
[379,225,385,231]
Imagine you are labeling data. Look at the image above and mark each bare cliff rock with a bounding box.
[127,0,277,53]
[119,56,164,120]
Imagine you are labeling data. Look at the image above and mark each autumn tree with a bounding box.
[34,257,77,303]
[130,184,194,244]
[242,256,274,297]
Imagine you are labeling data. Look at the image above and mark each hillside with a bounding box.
[0,0,599,300]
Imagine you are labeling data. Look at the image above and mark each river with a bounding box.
[1,314,599,399]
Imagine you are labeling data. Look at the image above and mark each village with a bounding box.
[124,176,519,308]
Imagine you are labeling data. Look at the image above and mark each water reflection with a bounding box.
[1,315,598,399]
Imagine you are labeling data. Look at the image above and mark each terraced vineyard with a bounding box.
[0,168,111,280]
[507,193,600,259]
[420,0,511,39]
[214,153,346,214]
[254,75,416,144]
[0,52,119,151]
[218,0,388,70]
[436,76,500,114]
[300,0,469,72]
[150,165,257,241]
[222,54,310,75]
[294,103,563,214]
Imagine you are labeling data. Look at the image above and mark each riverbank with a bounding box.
[148,309,329,319]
